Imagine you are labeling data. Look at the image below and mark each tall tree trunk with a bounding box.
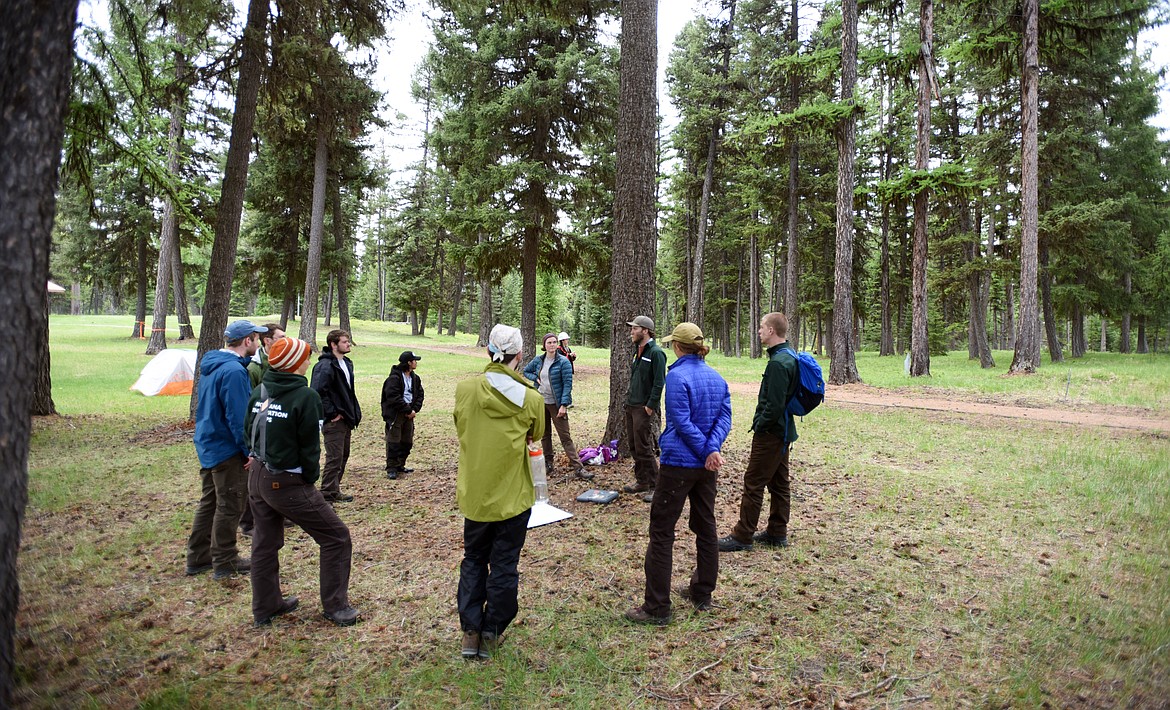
[750,227,761,358]
[878,7,895,357]
[190,0,269,420]
[687,0,735,326]
[0,0,77,701]
[735,252,744,357]
[829,0,861,385]
[1100,319,1107,352]
[1040,242,1062,362]
[299,120,329,345]
[324,274,334,326]
[32,291,57,416]
[478,277,492,347]
[172,242,194,340]
[1010,0,1041,373]
[1070,302,1086,357]
[783,0,800,349]
[1005,279,1016,350]
[607,0,657,451]
[133,188,149,339]
[448,261,466,336]
[1120,271,1131,353]
[968,94,994,367]
[70,280,81,315]
[909,0,934,377]
[332,184,350,336]
[146,44,188,355]
[1136,317,1148,354]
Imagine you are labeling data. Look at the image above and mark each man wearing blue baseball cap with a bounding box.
[186,319,267,580]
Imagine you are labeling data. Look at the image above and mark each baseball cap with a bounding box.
[224,319,267,341]
[626,315,655,332]
[661,322,704,346]
[399,350,422,363]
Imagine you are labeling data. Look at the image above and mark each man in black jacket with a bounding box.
[382,350,425,479]
[311,329,362,502]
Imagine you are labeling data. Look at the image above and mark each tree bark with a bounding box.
[909,0,933,377]
[146,43,188,355]
[477,277,492,347]
[607,0,657,451]
[1120,271,1131,353]
[749,227,760,358]
[1040,242,1063,362]
[829,0,861,385]
[783,0,800,349]
[190,0,269,420]
[1070,302,1086,358]
[133,191,149,339]
[299,120,329,345]
[32,292,57,416]
[1100,319,1107,352]
[172,241,194,340]
[1136,317,1148,354]
[448,261,466,336]
[0,0,77,701]
[1009,0,1041,373]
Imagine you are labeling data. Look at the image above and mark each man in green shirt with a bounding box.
[720,312,799,552]
[454,324,545,660]
[623,315,667,502]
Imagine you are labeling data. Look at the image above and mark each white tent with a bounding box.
[130,349,197,396]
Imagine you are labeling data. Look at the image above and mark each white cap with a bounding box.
[557,331,570,342]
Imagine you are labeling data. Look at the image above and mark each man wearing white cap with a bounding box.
[186,319,266,579]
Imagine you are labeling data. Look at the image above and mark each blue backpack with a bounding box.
[784,351,825,417]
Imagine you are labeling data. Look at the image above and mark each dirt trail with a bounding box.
[369,340,1167,433]
[731,381,1169,433]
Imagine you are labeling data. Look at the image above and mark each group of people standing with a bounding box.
[184,320,426,628]
[182,311,801,655]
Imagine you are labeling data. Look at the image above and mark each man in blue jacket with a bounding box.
[186,319,267,579]
[627,322,731,624]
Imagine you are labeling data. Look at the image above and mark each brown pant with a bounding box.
[186,454,247,569]
[625,405,660,487]
[248,460,352,622]
[542,403,581,472]
[320,419,352,498]
[730,431,791,543]
[385,412,415,470]
[643,465,718,616]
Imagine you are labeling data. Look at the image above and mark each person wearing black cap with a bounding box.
[381,351,425,479]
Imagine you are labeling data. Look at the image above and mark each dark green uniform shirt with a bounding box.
[626,338,667,412]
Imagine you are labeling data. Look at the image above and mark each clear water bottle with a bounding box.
[528,444,548,504]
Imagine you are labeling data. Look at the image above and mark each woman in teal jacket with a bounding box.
[522,333,591,479]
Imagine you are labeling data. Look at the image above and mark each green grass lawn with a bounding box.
[16,315,1170,708]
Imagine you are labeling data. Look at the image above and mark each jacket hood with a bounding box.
[317,350,339,363]
[201,348,246,376]
[260,369,309,398]
[478,363,533,418]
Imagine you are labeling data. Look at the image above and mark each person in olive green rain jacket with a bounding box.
[453,324,545,661]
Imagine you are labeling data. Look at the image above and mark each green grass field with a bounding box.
[16,315,1170,708]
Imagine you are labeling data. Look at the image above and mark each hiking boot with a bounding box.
[573,468,595,481]
[642,492,655,503]
[185,562,213,576]
[254,596,299,627]
[753,531,789,548]
[323,606,360,627]
[717,535,753,553]
[239,526,254,538]
[397,466,414,474]
[325,492,354,503]
[624,605,670,626]
[675,585,713,612]
[477,632,500,659]
[623,482,650,494]
[213,557,251,579]
[386,470,398,480]
[461,630,481,659]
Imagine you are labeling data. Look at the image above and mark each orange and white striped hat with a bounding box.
[268,337,311,373]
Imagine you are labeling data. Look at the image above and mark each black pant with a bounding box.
[458,510,531,636]
[643,465,718,616]
[248,460,353,623]
[385,413,415,470]
[731,431,791,543]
